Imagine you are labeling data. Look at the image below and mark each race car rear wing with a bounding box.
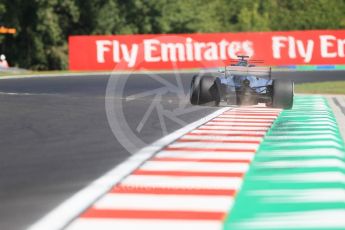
[224,66,272,79]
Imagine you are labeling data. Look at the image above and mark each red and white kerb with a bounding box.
[66,106,281,230]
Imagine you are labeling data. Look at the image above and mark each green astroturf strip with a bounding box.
[274,65,345,71]
[297,66,318,71]
[223,96,345,230]
[335,65,345,70]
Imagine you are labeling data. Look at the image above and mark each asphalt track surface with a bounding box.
[0,70,344,230]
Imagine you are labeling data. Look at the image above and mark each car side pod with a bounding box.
[190,75,220,106]
[271,79,294,109]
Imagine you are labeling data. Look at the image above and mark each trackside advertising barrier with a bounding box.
[69,30,345,71]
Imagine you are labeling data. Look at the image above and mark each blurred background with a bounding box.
[0,0,345,70]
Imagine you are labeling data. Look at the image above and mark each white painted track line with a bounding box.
[198,125,269,130]
[67,219,223,230]
[140,161,249,173]
[93,193,234,211]
[218,115,277,119]
[156,151,255,160]
[206,121,272,126]
[120,175,243,190]
[190,130,267,135]
[168,142,259,150]
[180,135,263,142]
[212,118,275,122]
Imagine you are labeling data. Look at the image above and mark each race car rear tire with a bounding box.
[199,75,220,106]
[190,75,220,106]
[190,75,201,105]
[272,79,294,109]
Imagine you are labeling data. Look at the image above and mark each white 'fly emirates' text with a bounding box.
[96,38,254,67]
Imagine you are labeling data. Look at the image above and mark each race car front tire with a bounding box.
[272,79,294,109]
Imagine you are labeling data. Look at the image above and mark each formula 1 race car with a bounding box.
[190,56,294,109]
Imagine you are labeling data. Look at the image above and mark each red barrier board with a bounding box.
[69,30,345,71]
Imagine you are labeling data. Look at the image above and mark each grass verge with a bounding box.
[295,81,345,94]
